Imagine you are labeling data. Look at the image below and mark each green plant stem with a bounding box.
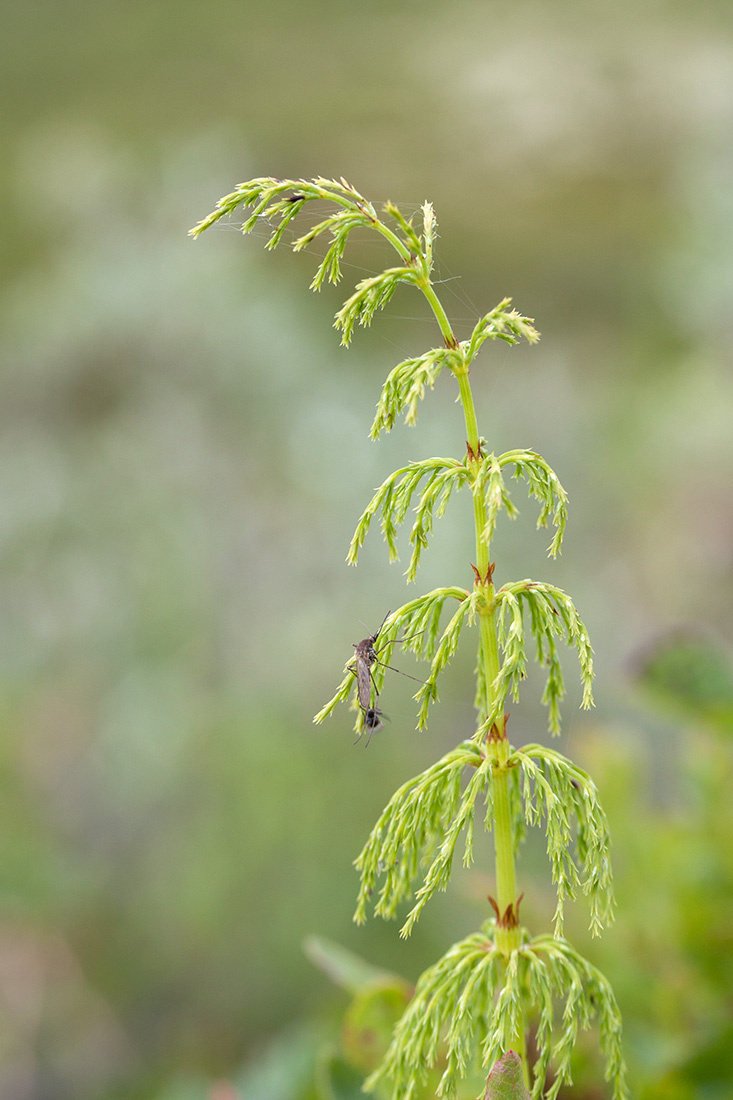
[419,288,527,1072]
[418,294,522,941]
[420,278,457,350]
[374,221,414,264]
[456,367,481,465]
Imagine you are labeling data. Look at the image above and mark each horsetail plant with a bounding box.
[191,177,628,1100]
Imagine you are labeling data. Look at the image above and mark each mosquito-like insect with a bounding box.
[349,612,424,738]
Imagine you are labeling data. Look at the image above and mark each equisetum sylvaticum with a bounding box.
[191,176,628,1100]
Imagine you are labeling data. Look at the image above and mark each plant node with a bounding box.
[489,893,525,928]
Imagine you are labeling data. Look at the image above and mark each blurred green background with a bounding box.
[1,0,732,1097]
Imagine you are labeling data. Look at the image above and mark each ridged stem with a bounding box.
[417,283,527,1072]
[457,362,526,1071]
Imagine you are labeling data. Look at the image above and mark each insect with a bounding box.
[349,612,424,739]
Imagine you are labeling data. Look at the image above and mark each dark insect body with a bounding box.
[361,707,384,744]
[364,707,383,728]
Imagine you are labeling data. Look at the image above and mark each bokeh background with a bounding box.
[2,1,732,1097]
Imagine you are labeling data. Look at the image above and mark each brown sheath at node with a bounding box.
[488,893,525,929]
[470,561,495,586]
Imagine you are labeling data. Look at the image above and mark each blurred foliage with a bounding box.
[1,0,733,1097]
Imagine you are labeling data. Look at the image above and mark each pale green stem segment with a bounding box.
[415,286,527,1076]
[465,378,527,1074]
[420,279,456,348]
[373,221,414,265]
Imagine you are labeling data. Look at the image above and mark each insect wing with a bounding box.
[354,649,375,710]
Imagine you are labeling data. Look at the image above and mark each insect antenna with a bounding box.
[371,629,427,685]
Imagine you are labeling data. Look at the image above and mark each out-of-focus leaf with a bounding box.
[483,1052,531,1100]
[305,937,411,1082]
[316,1052,366,1100]
[234,1024,322,1100]
[304,935,405,995]
[341,980,412,1075]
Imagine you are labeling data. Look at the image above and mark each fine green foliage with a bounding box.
[348,458,470,581]
[347,448,567,584]
[365,926,626,1100]
[353,739,489,930]
[354,740,613,941]
[371,301,539,439]
[512,746,614,937]
[486,580,595,736]
[477,450,568,556]
[192,176,627,1100]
